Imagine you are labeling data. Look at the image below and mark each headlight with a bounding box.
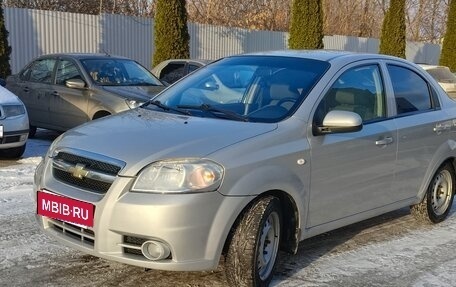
[132,159,224,193]
[2,104,25,117]
[126,99,144,109]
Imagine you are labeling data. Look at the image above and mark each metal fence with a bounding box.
[4,7,442,74]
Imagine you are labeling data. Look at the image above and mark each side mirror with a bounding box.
[204,80,219,91]
[65,78,86,89]
[317,110,362,135]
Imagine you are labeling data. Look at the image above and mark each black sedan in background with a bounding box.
[152,59,210,85]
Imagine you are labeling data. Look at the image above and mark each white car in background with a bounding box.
[0,80,29,158]
[419,64,456,99]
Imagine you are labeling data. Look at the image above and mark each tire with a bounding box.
[0,144,26,159]
[92,111,111,120]
[411,162,455,224]
[225,196,282,287]
[28,125,37,138]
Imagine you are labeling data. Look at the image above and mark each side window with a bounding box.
[387,65,435,115]
[55,60,83,85]
[188,64,200,73]
[29,59,56,84]
[160,63,186,84]
[315,64,386,125]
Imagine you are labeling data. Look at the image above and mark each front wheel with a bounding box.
[0,144,26,159]
[225,196,282,287]
[411,162,455,223]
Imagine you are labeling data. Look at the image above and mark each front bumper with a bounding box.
[0,115,28,149]
[34,158,251,271]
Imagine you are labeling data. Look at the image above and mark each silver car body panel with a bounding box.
[34,50,456,271]
[0,86,29,149]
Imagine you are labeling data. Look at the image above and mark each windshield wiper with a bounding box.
[143,100,192,116]
[177,104,248,122]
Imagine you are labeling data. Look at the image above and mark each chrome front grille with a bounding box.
[56,152,122,174]
[53,168,112,193]
[52,151,124,194]
[49,218,95,247]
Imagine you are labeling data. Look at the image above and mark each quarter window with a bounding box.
[315,64,386,125]
[387,65,435,114]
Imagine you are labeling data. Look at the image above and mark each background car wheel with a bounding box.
[28,125,37,138]
[411,162,455,224]
[225,196,282,287]
[92,111,111,120]
[0,144,26,159]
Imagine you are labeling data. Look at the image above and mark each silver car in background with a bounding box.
[6,53,164,137]
[419,64,456,99]
[0,82,28,158]
[34,51,456,286]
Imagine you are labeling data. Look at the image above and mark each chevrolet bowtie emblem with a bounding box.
[69,163,89,179]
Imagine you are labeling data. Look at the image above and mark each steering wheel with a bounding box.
[277,97,297,107]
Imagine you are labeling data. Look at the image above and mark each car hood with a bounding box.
[101,85,165,101]
[0,86,22,104]
[54,108,277,176]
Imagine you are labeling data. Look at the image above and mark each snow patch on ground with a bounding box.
[2,133,456,286]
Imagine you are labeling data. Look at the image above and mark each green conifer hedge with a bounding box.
[379,0,406,58]
[289,0,324,50]
[440,0,456,71]
[153,0,189,67]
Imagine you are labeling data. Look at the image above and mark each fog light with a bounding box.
[20,134,27,141]
[141,240,170,261]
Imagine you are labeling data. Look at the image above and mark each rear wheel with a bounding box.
[411,162,455,223]
[28,125,37,138]
[225,196,282,287]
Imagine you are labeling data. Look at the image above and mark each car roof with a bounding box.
[233,50,411,65]
[158,59,212,65]
[36,53,132,60]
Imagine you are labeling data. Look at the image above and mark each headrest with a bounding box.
[335,89,355,105]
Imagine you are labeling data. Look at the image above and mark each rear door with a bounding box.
[387,63,449,200]
[15,58,57,127]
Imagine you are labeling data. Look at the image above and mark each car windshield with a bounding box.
[81,58,162,86]
[147,56,329,123]
[427,67,456,84]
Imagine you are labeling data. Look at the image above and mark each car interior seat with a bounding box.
[268,69,301,110]
[332,88,375,121]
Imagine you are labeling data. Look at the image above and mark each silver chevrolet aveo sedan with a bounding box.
[34,51,456,286]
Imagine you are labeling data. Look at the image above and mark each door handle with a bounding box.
[23,87,29,92]
[375,137,393,146]
[434,123,451,133]
[52,91,59,96]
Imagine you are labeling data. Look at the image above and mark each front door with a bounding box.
[307,63,398,227]
[50,59,89,130]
